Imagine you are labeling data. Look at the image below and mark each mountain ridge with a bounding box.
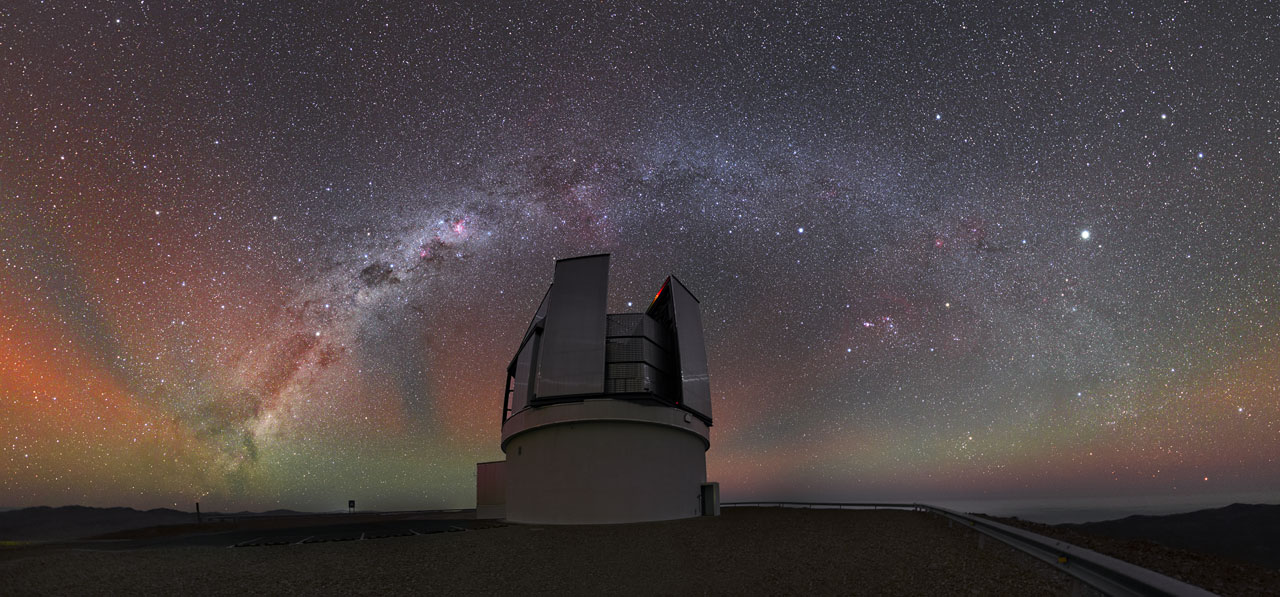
[0,505,309,541]
[1061,502,1279,570]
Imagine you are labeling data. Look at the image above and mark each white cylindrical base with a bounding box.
[503,416,707,524]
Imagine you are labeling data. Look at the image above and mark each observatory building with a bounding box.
[476,254,718,524]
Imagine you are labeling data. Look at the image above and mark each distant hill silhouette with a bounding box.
[1063,503,1280,570]
[0,506,307,541]
[0,506,195,541]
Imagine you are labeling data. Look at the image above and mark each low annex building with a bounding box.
[476,254,719,524]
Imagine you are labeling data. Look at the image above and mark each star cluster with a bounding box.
[2,2,1277,510]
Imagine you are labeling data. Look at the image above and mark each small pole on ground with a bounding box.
[196,502,202,524]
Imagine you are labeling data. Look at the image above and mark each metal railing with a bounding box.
[722,501,1216,597]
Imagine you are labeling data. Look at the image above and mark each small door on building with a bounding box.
[700,482,720,516]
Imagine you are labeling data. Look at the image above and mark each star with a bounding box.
[3,0,1273,515]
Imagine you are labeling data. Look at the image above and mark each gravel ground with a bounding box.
[987,515,1280,597]
[4,508,1100,596]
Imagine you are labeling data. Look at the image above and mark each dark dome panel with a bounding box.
[502,256,712,426]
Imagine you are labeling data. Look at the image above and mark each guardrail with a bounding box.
[722,501,1216,597]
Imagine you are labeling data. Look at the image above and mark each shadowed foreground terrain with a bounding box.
[1066,503,1280,570]
[0,506,200,541]
[991,511,1280,596]
[2,507,1265,595]
[4,508,1076,595]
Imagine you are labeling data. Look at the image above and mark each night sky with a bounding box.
[3,2,1278,512]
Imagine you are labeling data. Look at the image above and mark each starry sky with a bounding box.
[3,2,1278,512]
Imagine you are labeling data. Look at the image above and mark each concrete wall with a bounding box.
[475,460,506,519]
[504,419,707,524]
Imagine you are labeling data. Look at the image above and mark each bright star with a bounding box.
[1080,229,1091,240]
